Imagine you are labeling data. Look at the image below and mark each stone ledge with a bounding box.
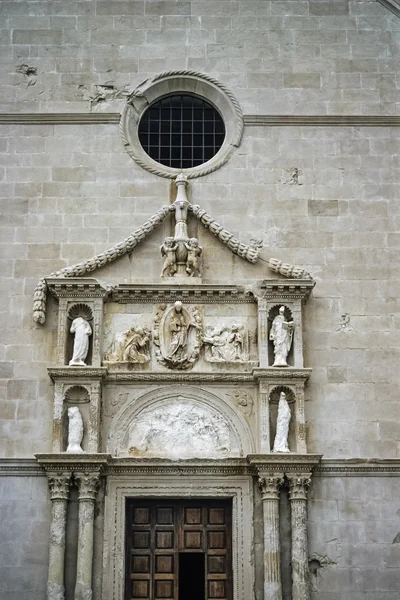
[48,367,108,382]
[253,367,312,382]
[110,283,255,304]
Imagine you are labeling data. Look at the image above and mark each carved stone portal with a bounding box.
[154,301,202,369]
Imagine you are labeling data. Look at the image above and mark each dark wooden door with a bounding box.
[125,499,232,600]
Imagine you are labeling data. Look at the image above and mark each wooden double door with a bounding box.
[125,499,232,600]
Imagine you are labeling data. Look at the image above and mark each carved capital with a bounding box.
[75,472,100,501]
[259,474,284,500]
[287,473,311,501]
[47,472,71,501]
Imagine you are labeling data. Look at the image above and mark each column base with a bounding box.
[47,581,65,600]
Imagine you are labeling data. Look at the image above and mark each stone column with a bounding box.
[47,472,71,600]
[288,474,311,600]
[259,474,284,600]
[74,472,100,600]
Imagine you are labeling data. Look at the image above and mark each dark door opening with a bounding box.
[179,553,205,600]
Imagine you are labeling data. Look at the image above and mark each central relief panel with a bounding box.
[107,386,254,459]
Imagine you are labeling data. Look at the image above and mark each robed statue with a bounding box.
[269,306,293,367]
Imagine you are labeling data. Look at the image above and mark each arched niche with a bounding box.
[107,386,254,458]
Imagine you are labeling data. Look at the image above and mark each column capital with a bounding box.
[287,473,311,501]
[75,471,100,501]
[47,472,71,501]
[259,473,284,500]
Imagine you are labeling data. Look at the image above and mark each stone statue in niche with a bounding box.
[270,306,294,367]
[66,406,84,453]
[69,317,92,366]
[160,237,178,278]
[203,323,248,363]
[184,237,202,277]
[105,326,151,364]
[272,392,291,453]
[154,301,202,369]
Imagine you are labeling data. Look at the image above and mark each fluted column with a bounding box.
[74,472,100,600]
[288,474,311,600]
[47,472,71,600]
[259,474,284,600]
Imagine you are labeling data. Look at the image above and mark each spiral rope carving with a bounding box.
[190,204,260,264]
[120,70,244,180]
[32,205,172,324]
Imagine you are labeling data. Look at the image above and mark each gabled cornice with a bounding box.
[377,0,400,18]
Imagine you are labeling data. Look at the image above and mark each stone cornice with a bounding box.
[248,454,322,474]
[110,284,255,304]
[252,367,312,383]
[2,457,400,476]
[1,114,400,127]
[35,453,111,473]
[46,277,110,299]
[257,279,315,302]
[48,367,107,382]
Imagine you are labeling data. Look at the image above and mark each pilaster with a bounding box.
[258,474,284,600]
[287,474,312,600]
[46,472,71,600]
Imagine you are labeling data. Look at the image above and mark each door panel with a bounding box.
[125,499,232,600]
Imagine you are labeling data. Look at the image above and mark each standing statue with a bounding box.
[160,237,178,278]
[272,392,291,453]
[228,324,244,361]
[69,317,92,366]
[184,237,202,277]
[66,406,84,453]
[269,306,294,367]
[166,301,200,364]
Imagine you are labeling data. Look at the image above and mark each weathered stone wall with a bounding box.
[0,0,399,114]
[0,1,399,599]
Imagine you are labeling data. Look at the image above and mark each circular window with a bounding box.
[138,94,225,169]
[120,71,244,179]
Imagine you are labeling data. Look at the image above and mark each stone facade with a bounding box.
[1,2,400,600]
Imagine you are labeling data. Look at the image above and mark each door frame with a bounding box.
[102,475,254,600]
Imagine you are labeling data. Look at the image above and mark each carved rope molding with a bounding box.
[32,205,173,324]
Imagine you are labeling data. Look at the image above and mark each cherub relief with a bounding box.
[184,237,202,277]
[160,237,178,278]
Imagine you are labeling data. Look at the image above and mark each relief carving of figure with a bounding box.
[184,237,202,277]
[160,237,178,278]
[167,301,200,365]
[66,406,84,453]
[203,323,248,363]
[106,326,151,364]
[69,317,92,366]
[154,301,202,369]
[269,306,294,367]
[272,392,291,453]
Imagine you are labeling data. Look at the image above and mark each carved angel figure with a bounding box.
[66,406,84,453]
[269,306,293,367]
[228,323,244,361]
[69,317,92,366]
[160,237,178,278]
[184,237,202,277]
[272,392,291,453]
[203,326,227,362]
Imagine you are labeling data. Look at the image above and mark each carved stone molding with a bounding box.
[255,280,315,303]
[3,113,400,126]
[248,454,322,476]
[110,283,255,304]
[106,371,255,383]
[35,454,111,474]
[253,368,312,383]
[48,367,107,382]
